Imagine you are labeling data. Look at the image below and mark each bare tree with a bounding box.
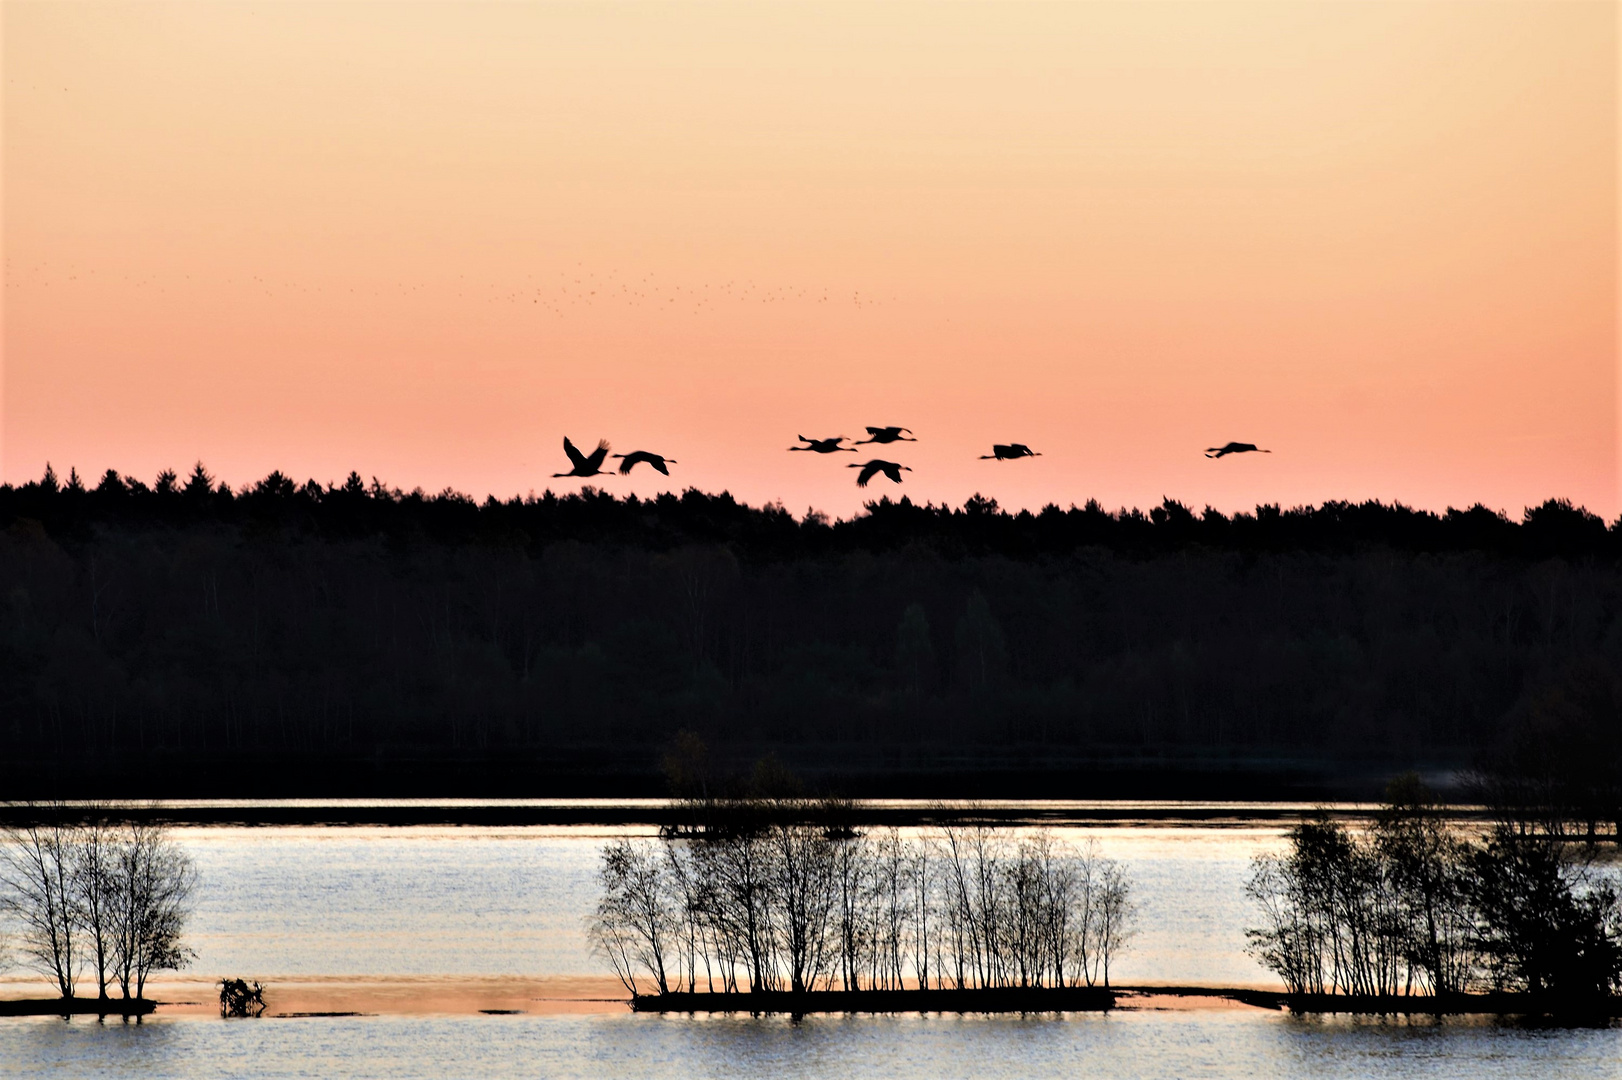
[1376,776,1475,994]
[75,816,119,1001]
[907,843,934,989]
[589,838,676,996]
[662,841,705,992]
[768,819,837,993]
[1094,859,1136,988]
[832,831,872,990]
[0,817,81,998]
[708,828,778,991]
[1245,852,1324,994]
[874,829,909,990]
[109,822,197,1001]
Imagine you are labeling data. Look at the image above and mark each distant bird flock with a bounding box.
[555,429,1268,486]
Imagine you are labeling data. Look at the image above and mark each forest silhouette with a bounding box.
[1,462,1619,799]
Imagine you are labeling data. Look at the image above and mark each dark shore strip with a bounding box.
[0,799,1494,830]
[1118,987,1622,1017]
[632,987,1117,1013]
[1275,992,1622,1017]
[0,998,156,1018]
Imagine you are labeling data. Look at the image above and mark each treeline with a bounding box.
[2,462,1622,795]
[0,808,197,1002]
[1247,778,1622,1001]
[6,462,1619,559]
[591,799,1134,996]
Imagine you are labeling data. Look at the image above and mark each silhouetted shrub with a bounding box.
[218,978,266,1017]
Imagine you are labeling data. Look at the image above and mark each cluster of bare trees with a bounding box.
[591,806,1134,997]
[1246,813,1469,997]
[1247,778,1622,999]
[0,810,197,1002]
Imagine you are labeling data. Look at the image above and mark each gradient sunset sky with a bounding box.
[4,1,1616,518]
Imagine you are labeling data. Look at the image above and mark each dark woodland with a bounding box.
[2,463,1621,803]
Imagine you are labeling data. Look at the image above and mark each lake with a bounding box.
[2,803,1617,1078]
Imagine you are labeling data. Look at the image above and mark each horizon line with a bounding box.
[8,460,1615,529]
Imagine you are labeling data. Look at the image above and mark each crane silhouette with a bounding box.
[980,444,1041,460]
[854,426,916,445]
[1205,442,1271,459]
[849,459,911,487]
[553,437,613,477]
[613,450,677,475]
[788,435,856,453]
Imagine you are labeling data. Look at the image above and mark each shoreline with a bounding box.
[633,987,1117,1013]
[632,986,1622,1018]
[5,979,1614,1019]
[0,976,630,1019]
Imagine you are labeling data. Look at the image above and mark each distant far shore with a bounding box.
[0,796,1496,830]
[4,476,1592,813]
[0,747,1466,806]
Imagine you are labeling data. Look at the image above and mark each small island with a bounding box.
[594,794,1139,1014]
[0,809,197,1020]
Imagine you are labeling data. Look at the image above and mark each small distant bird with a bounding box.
[789,435,856,454]
[854,426,916,445]
[613,450,677,475]
[980,444,1041,460]
[553,437,613,478]
[849,459,911,487]
[1205,442,1271,459]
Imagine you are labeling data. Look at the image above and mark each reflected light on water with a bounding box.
[3,1011,1619,1080]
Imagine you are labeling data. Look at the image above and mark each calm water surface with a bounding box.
[6,1012,1619,1080]
[173,822,1280,984]
[4,811,1619,1078]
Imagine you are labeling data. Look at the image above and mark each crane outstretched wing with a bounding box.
[865,426,884,435]
[585,439,610,470]
[855,461,881,487]
[618,450,671,475]
[563,437,587,468]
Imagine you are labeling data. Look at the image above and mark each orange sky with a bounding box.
[4,1,1617,518]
